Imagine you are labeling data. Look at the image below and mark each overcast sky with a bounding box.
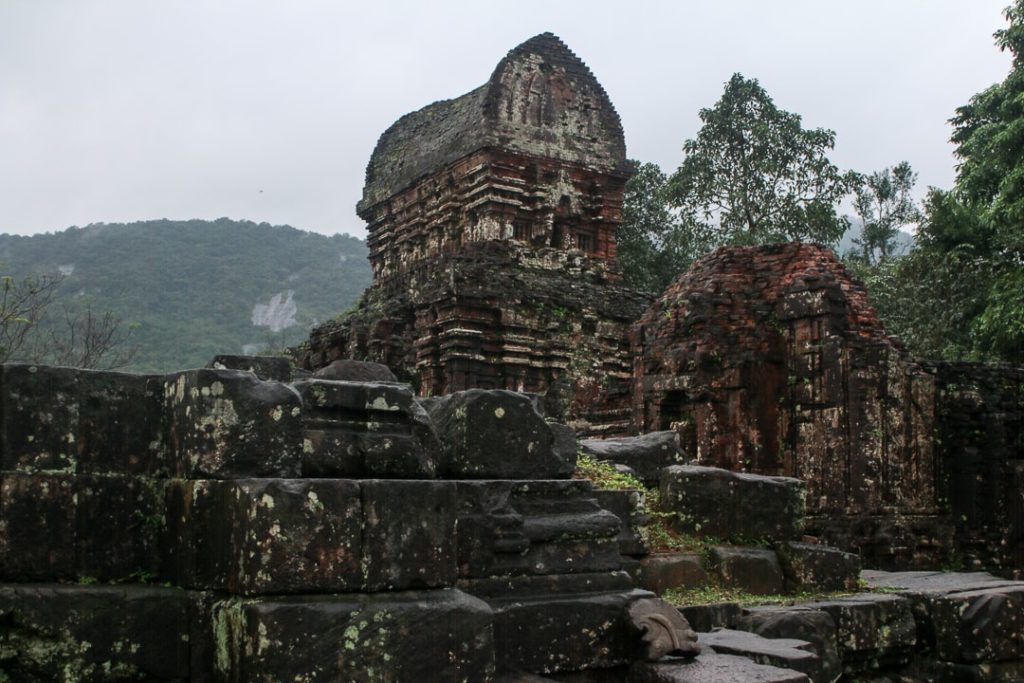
[0,1,1013,239]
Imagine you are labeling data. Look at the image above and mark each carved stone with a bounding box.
[627,597,700,661]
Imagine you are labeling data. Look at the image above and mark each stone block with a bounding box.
[580,431,688,486]
[708,546,785,596]
[294,379,439,477]
[488,588,647,674]
[312,358,398,382]
[774,542,860,593]
[594,488,648,556]
[0,473,164,582]
[168,478,363,594]
[75,474,165,582]
[0,583,192,681]
[864,570,1024,665]
[678,602,742,633]
[361,479,457,590]
[734,606,840,683]
[164,369,303,478]
[0,474,76,580]
[1,364,167,475]
[800,593,916,674]
[212,589,493,682]
[660,466,805,542]
[636,553,709,595]
[422,389,573,478]
[629,652,810,682]
[208,354,292,382]
[698,629,820,683]
[455,480,621,579]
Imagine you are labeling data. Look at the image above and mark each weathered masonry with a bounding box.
[299,33,649,436]
[632,243,1023,573]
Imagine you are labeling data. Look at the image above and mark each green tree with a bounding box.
[850,162,922,264]
[668,73,854,246]
[617,161,714,293]
[905,1,1024,363]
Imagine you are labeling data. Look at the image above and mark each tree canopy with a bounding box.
[668,73,854,247]
[853,1,1024,364]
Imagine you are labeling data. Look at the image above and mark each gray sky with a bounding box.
[0,1,1013,239]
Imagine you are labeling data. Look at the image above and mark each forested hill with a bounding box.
[0,218,371,373]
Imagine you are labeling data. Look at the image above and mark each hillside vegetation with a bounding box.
[0,218,370,372]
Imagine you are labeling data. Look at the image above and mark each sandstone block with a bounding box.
[708,546,785,596]
[636,553,709,595]
[580,431,688,486]
[800,593,916,674]
[734,606,841,683]
[1,364,167,475]
[164,369,302,478]
[294,379,439,477]
[208,354,292,381]
[594,488,648,556]
[0,473,164,582]
[629,652,811,682]
[169,478,364,594]
[774,542,860,593]
[0,584,192,681]
[660,465,805,542]
[455,480,621,579]
[488,588,648,674]
[422,389,573,478]
[312,358,398,382]
[698,629,820,682]
[212,589,493,682]
[361,479,457,590]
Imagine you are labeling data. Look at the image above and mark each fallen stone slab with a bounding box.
[164,368,303,478]
[579,431,688,486]
[636,553,709,595]
[294,378,440,477]
[213,588,493,682]
[774,541,860,593]
[708,546,785,595]
[629,652,810,682]
[660,465,805,542]
[0,583,195,682]
[422,389,574,478]
[208,354,293,382]
[734,606,840,683]
[698,629,820,682]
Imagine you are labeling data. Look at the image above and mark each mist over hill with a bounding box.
[0,218,371,372]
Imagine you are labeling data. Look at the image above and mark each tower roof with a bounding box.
[358,33,627,215]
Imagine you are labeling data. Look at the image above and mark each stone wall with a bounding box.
[926,361,1024,573]
[0,362,659,680]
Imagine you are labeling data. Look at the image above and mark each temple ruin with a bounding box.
[300,33,650,435]
[2,31,1023,682]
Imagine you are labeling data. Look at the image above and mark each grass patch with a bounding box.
[663,585,859,608]
[574,454,705,554]
[574,454,645,491]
